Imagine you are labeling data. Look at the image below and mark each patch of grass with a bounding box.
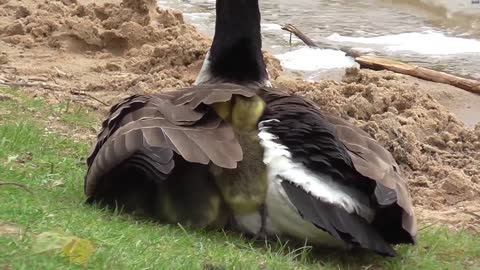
[0,87,479,269]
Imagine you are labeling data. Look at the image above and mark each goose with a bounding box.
[85,0,417,256]
[193,0,417,257]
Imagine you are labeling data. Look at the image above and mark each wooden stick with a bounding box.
[69,90,109,106]
[282,24,317,47]
[0,80,62,91]
[356,56,480,94]
[281,23,363,58]
[281,23,480,95]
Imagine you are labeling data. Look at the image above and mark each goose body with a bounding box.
[194,0,417,257]
[85,0,417,257]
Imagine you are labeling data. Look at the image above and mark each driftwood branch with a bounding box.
[282,23,480,95]
[356,56,480,94]
[282,24,363,58]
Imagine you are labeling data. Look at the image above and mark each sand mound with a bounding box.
[0,0,213,98]
[0,0,478,233]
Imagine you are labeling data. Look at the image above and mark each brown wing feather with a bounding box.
[85,84,256,199]
[325,114,417,238]
[170,83,256,108]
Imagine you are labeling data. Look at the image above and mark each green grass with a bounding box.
[0,87,479,269]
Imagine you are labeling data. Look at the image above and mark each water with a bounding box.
[158,0,480,80]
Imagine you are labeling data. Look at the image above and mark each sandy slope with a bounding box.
[0,0,479,233]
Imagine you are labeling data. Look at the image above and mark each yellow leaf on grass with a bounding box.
[61,237,95,265]
[32,231,95,265]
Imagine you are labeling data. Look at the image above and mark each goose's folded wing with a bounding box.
[281,180,396,257]
[261,86,416,227]
[85,85,256,198]
[325,114,417,241]
[259,97,394,254]
[259,91,416,248]
[169,83,256,108]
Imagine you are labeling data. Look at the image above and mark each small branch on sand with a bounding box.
[54,66,68,77]
[0,182,33,194]
[464,210,480,219]
[0,80,62,91]
[281,23,480,95]
[0,78,109,106]
[69,90,109,106]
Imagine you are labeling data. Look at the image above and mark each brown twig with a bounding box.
[54,66,68,77]
[0,182,33,194]
[463,210,480,219]
[419,223,436,231]
[0,80,62,91]
[282,23,318,48]
[69,90,109,106]
[281,23,363,58]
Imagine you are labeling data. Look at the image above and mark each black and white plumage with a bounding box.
[249,91,416,256]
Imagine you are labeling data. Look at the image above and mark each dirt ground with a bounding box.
[0,0,479,233]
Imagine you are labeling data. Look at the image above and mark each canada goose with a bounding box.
[84,84,265,229]
[194,0,417,257]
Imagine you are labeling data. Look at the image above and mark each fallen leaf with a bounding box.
[32,231,95,265]
[61,237,95,265]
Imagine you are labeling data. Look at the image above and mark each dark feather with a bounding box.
[85,84,257,201]
[258,87,416,245]
[281,181,396,257]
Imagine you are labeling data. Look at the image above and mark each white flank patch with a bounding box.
[258,123,373,220]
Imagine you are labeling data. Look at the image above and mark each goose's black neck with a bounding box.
[209,0,268,84]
